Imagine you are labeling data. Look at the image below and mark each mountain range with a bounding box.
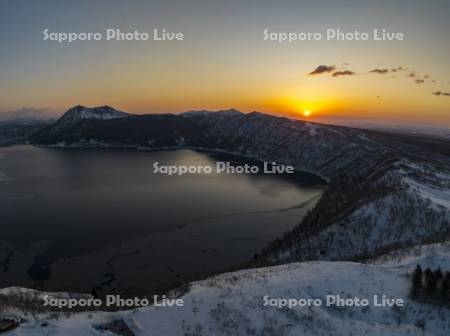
[27,105,450,266]
[0,108,54,145]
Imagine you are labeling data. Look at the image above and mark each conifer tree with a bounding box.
[411,265,423,299]
[434,267,443,280]
[425,268,438,298]
[441,272,450,304]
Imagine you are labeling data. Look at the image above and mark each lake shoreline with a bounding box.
[0,145,325,297]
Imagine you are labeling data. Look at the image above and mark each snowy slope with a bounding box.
[368,242,450,269]
[2,243,449,336]
[265,158,450,263]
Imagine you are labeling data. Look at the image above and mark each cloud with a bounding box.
[369,68,389,74]
[370,66,406,74]
[308,64,436,91]
[332,70,355,77]
[308,64,355,77]
[433,91,450,96]
[0,107,55,122]
[309,65,336,75]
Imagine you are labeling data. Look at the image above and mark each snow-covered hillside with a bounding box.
[264,158,450,263]
[2,243,449,335]
[182,111,450,263]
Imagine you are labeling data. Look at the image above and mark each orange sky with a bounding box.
[1,0,449,128]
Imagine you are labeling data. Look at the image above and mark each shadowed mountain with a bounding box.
[31,105,215,148]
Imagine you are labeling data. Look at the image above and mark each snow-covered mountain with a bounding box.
[182,111,449,262]
[30,105,212,147]
[29,107,450,265]
[55,105,129,128]
[2,243,449,335]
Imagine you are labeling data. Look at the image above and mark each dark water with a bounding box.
[0,145,324,294]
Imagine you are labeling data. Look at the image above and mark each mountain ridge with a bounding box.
[29,105,450,265]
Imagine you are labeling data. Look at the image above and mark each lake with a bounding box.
[0,145,325,295]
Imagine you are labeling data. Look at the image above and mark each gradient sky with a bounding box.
[0,0,449,127]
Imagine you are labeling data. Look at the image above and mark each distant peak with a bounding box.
[67,105,86,111]
[97,105,117,111]
[218,108,242,115]
[57,105,129,126]
[68,105,119,112]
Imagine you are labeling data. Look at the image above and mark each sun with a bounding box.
[303,110,311,117]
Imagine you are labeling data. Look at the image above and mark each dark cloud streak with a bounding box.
[369,69,390,74]
[332,70,356,77]
[309,65,336,75]
[433,91,450,96]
